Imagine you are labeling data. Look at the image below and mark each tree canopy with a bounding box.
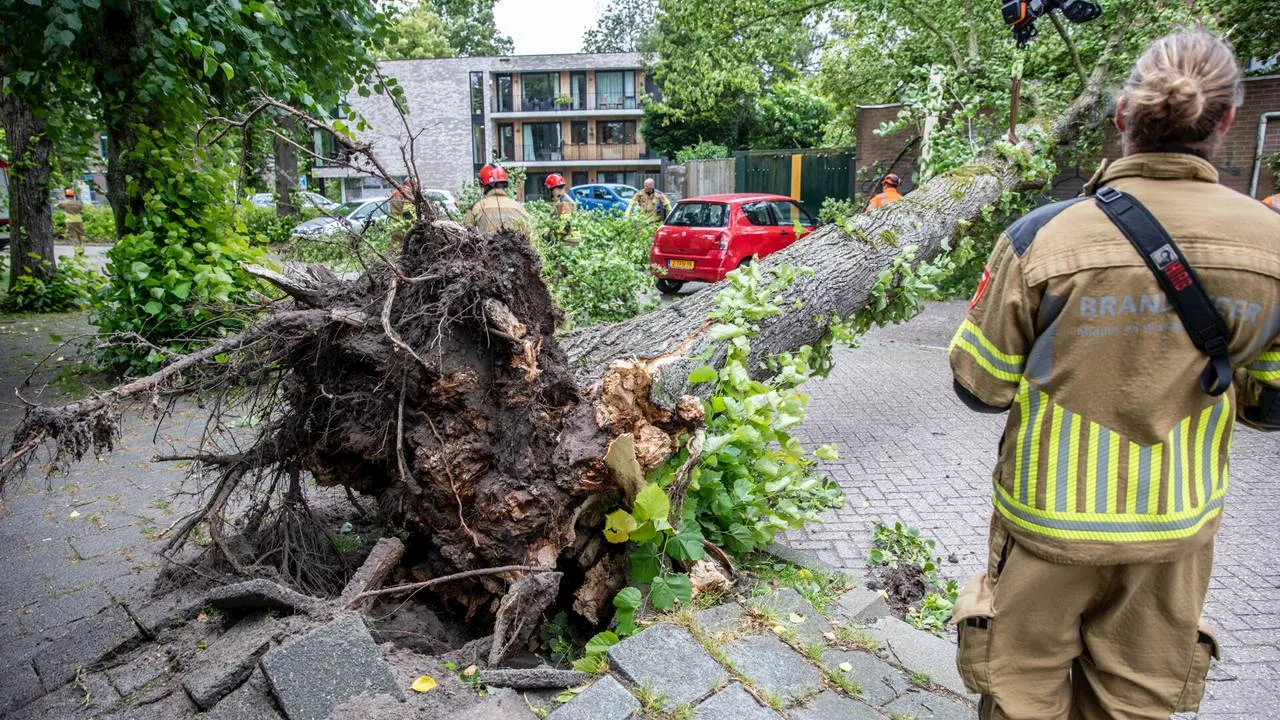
[581,0,660,54]
[379,3,455,60]
[428,0,513,56]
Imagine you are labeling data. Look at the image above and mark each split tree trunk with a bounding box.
[273,115,298,217]
[0,92,56,287]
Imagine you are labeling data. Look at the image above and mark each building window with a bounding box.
[595,71,636,110]
[570,72,587,110]
[597,120,636,145]
[497,124,516,161]
[496,74,513,112]
[521,72,560,112]
[571,171,589,187]
[522,122,562,162]
[472,126,486,166]
[598,170,642,187]
[571,121,588,145]
[525,172,554,201]
[469,72,484,117]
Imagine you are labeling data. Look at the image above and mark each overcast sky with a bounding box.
[494,0,605,55]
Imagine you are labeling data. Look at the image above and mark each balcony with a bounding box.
[492,95,642,114]
[519,142,656,164]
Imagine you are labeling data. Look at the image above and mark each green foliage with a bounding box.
[92,136,268,376]
[238,205,321,246]
[427,0,514,56]
[674,141,731,164]
[0,252,104,313]
[603,262,845,631]
[817,197,857,225]
[582,0,660,53]
[278,222,403,273]
[53,205,116,244]
[378,3,455,60]
[868,521,957,637]
[530,204,660,329]
[738,555,855,614]
[751,81,834,150]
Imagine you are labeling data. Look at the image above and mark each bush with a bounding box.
[529,203,660,329]
[278,221,403,272]
[818,197,858,225]
[238,205,321,246]
[0,252,105,313]
[92,134,268,376]
[53,205,116,244]
[674,140,731,164]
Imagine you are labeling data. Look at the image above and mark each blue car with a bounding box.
[569,183,637,213]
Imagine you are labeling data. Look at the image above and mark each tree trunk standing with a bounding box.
[273,115,298,217]
[0,93,56,287]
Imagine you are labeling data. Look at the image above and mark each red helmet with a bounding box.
[544,173,566,190]
[882,173,901,188]
[479,164,509,187]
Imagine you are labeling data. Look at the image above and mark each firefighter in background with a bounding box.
[948,32,1279,719]
[545,173,577,244]
[56,188,85,248]
[864,173,902,212]
[1264,190,1279,212]
[465,164,530,238]
[625,178,671,221]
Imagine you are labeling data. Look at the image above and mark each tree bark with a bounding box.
[273,114,298,217]
[0,92,56,287]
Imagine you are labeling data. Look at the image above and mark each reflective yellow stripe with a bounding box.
[1084,423,1100,513]
[1064,414,1081,512]
[1013,383,1030,503]
[1105,430,1120,514]
[1147,444,1162,515]
[994,483,1225,542]
[1178,418,1192,509]
[1194,403,1211,508]
[1126,442,1140,514]
[1212,394,1230,489]
[1045,405,1063,512]
[958,320,1025,364]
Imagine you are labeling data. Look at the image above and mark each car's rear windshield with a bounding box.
[665,202,728,227]
[335,201,365,217]
[614,186,636,199]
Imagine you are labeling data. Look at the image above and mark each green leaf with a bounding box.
[603,509,637,544]
[131,261,151,280]
[628,543,661,584]
[220,62,234,80]
[143,301,163,315]
[665,525,706,562]
[815,444,839,461]
[632,483,669,526]
[613,587,642,635]
[651,574,693,611]
[584,631,619,656]
[203,55,217,78]
[170,17,189,35]
[687,365,717,384]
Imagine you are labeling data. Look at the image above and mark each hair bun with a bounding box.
[1120,32,1241,150]
[1163,75,1205,128]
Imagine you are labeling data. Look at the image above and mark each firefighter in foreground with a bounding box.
[865,173,902,212]
[625,178,671,221]
[465,164,530,238]
[949,32,1279,719]
[56,188,85,248]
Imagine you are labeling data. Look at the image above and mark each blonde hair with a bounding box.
[1120,32,1243,151]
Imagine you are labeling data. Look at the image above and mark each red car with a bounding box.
[648,193,819,294]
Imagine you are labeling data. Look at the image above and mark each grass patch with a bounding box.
[739,554,855,614]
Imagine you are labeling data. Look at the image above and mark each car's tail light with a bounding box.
[714,232,729,250]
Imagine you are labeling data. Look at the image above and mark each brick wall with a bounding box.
[855,75,1280,203]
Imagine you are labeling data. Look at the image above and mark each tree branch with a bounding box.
[1049,13,1088,87]
[899,3,967,72]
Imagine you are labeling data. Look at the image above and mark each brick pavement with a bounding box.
[779,300,1280,718]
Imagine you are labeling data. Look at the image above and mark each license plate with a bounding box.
[668,259,694,270]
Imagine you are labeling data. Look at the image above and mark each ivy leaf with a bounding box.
[632,483,669,526]
[629,543,661,584]
[603,509,637,544]
[143,300,163,315]
[584,631,619,656]
[203,55,217,78]
[665,525,706,562]
[220,62,234,80]
[651,574,693,611]
[613,587,642,635]
[687,365,717,384]
[170,17,189,35]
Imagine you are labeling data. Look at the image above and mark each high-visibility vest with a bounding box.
[1264,193,1280,213]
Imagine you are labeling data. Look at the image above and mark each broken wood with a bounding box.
[482,668,592,689]
[340,537,406,611]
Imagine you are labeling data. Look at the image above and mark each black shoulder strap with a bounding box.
[1094,186,1233,396]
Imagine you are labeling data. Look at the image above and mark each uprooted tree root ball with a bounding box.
[2,213,702,660]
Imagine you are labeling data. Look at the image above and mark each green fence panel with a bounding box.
[735,151,791,197]
[800,150,855,213]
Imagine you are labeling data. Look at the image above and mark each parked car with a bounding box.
[248,191,340,212]
[423,189,459,216]
[291,196,391,238]
[0,158,9,249]
[648,193,819,294]
[569,183,637,213]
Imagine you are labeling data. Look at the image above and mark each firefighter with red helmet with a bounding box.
[545,174,575,219]
[865,173,903,212]
[465,164,530,237]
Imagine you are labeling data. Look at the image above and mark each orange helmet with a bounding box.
[544,173,566,190]
[65,188,75,198]
[478,164,509,187]
[882,173,901,188]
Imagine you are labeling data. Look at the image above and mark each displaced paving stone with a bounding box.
[184,612,281,709]
[106,648,171,698]
[261,614,402,720]
[606,623,728,709]
[8,682,97,720]
[206,669,283,720]
[123,588,206,636]
[748,589,833,647]
[457,687,537,720]
[882,690,973,720]
[102,687,199,719]
[694,602,744,635]
[32,604,140,687]
[861,617,972,699]
[821,650,908,707]
[547,675,639,720]
[0,660,43,713]
[205,579,317,614]
[721,635,822,707]
[693,682,782,720]
[788,691,881,720]
[832,589,891,625]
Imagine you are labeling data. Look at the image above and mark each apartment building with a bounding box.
[312,52,662,202]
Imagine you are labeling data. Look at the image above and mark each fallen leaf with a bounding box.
[411,676,437,693]
[789,612,806,624]
[462,665,478,677]
[68,510,81,519]
[196,612,209,623]
[823,632,837,642]
[839,662,853,673]
[771,624,787,634]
